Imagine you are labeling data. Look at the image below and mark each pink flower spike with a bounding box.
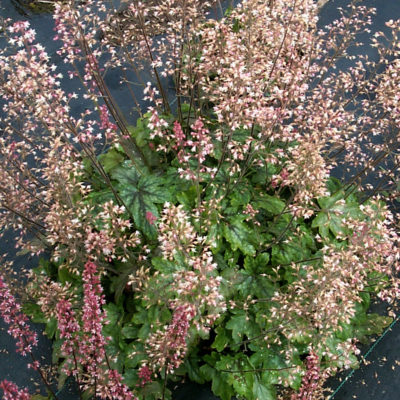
[291,350,321,400]
[0,276,38,356]
[55,298,81,376]
[172,121,186,149]
[80,261,108,358]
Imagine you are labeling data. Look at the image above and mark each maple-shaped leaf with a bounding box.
[112,162,170,238]
[223,216,256,256]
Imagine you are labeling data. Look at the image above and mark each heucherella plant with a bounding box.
[1,0,400,399]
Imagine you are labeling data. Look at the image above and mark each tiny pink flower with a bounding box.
[280,168,289,181]
[137,365,152,387]
[145,211,157,225]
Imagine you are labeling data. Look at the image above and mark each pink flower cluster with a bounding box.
[146,114,215,181]
[106,370,135,400]
[157,202,225,328]
[0,276,38,357]
[158,203,197,260]
[171,249,224,330]
[176,118,215,181]
[0,380,31,400]
[137,365,152,387]
[99,104,118,140]
[147,106,169,140]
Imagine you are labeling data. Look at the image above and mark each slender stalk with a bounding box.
[267,0,298,81]
[219,365,297,374]
[24,342,58,399]
[162,367,168,400]
[134,3,171,113]
[72,350,84,400]
[1,203,46,231]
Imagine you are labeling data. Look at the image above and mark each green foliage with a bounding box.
[99,147,125,174]
[223,216,256,256]
[312,189,363,239]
